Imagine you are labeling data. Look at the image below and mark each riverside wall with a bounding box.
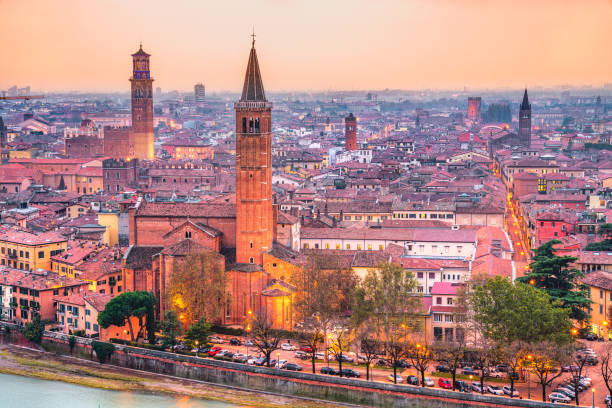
[0,324,575,408]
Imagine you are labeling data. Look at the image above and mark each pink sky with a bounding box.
[1,0,610,92]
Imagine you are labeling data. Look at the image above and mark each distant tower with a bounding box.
[0,116,7,163]
[234,37,274,265]
[467,97,482,123]
[130,44,155,160]
[518,88,531,147]
[194,83,206,102]
[345,113,357,151]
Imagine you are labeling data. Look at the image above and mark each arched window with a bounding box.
[242,117,247,133]
[249,118,254,133]
[254,118,260,133]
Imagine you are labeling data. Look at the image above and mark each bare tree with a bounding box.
[601,343,612,404]
[406,340,434,387]
[299,316,325,374]
[352,322,379,381]
[471,337,499,394]
[526,341,568,402]
[434,339,466,390]
[250,313,282,368]
[568,345,589,406]
[501,341,528,398]
[327,321,352,378]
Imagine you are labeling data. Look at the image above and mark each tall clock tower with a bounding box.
[130,44,155,160]
[234,38,274,265]
[518,88,531,148]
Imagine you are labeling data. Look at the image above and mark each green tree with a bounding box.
[517,240,591,321]
[98,291,156,342]
[158,310,181,350]
[469,276,572,345]
[584,224,612,251]
[23,315,44,343]
[359,262,422,383]
[183,318,211,349]
[57,175,66,190]
[92,341,115,364]
[167,250,227,325]
[525,341,569,402]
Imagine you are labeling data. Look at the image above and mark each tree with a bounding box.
[568,346,589,406]
[69,335,77,354]
[434,340,466,390]
[167,250,227,325]
[358,336,380,381]
[92,341,115,364]
[584,224,612,251]
[501,341,528,398]
[97,291,156,342]
[601,343,612,403]
[23,315,44,343]
[598,223,612,240]
[158,310,181,350]
[299,317,325,374]
[526,341,568,402]
[57,175,66,191]
[250,313,281,368]
[470,338,499,394]
[327,322,352,378]
[184,318,211,350]
[291,253,358,364]
[469,276,572,345]
[406,341,434,387]
[360,262,422,384]
[517,240,590,322]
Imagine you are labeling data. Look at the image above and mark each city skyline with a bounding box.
[1,0,610,93]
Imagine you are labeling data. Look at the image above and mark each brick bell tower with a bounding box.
[518,88,531,148]
[234,36,274,265]
[130,44,155,160]
[345,113,357,151]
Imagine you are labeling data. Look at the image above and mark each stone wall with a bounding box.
[1,325,568,408]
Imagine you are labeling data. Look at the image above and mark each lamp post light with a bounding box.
[369,363,373,382]
[592,388,595,408]
[526,354,533,400]
[195,340,199,358]
[246,325,251,357]
[123,329,127,345]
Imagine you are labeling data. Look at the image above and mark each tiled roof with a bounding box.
[582,271,612,291]
[136,201,235,218]
[124,246,163,270]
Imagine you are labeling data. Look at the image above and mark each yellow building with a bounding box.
[0,229,68,271]
[98,211,119,246]
[66,203,90,219]
[581,271,612,339]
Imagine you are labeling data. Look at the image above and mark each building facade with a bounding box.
[345,113,357,151]
[130,45,155,160]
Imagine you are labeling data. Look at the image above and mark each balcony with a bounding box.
[8,253,17,260]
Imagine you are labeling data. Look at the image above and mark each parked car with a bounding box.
[388,374,404,383]
[462,367,478,376]
[487,369,503,378]
[280,343,296,351]
[284,363,302,371]
[314,352,325,360]
[320,366,339,375]
[376,359,390,367]
[423,377,434,387]
[394,359,409,368]
[229,338,241,346]
[438,378,452,389]
[507,370,519,380]
[336,354,354,363]
[503,385,520,397]
[341,369,360,378]
[300,345,313,353]
[357,354,368,364]
[471,383,485,393]
[268,359,277,367]
[555,387,575,400]
[585,333,598,341]
[215,349,230,357]
[605,395,611,408]
[277,359,288,368]
[455,380,470,393]
[496,364,510,372]
[246,356,259,365]
[407,375,419,385]
[294,351,310,360]
[436,364,451,373]
[208,346,222,356]
[210,336,225,344]
[549,392,572,403]
[487,385,503,395]
[244,340,254,347]
[253,357,266,366]
[232,353,247,362]
[562,364,579,372]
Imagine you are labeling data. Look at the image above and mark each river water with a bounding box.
[0,373,235,408]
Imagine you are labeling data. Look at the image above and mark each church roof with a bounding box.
[520,88,530,110]
[132,44,150,58]
[240,42,266,102]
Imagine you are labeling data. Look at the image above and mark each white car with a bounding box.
[503,385,520,397]
[487,369,503,378]
[210,336,226,344]
[423,377,434,387]
[315,352,325,360]
[487,385,504,395]
[387,374,403,383]
[549,392,571,404]
[277,359,288,368]
[281,343,296,351]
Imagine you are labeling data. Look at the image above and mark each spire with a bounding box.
[240,36,266,102]
[132,42,150,57]
[520,88,530,110]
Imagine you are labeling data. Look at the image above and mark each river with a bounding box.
[0,373,235,408]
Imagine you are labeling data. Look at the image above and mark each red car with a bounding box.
[300,346,313,353]
[208,346,222,356]
[438,378,452,389]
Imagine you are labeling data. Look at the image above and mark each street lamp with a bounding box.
[526,354,533,400]
[592,388,595,408]
[123,329,127,345]
[195,340,199,358]
[246,325,251,357]
[277,352,281,368]
[369,363,373,382]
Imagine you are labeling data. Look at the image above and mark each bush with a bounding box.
[69,336,76,354]
[23,315,44,343]
[109,338,164,351]
[92,341,115,364]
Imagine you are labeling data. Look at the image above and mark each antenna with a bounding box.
[251,27,256,47]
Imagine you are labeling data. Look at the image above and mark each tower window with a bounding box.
[242,117,247,133]
[185,231,192,239]
[249,257,254,264]
[254,118,260,133]
[249,118,254,133]
[250,242,253,248]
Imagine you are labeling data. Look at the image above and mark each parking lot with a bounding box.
[188,335,612,406]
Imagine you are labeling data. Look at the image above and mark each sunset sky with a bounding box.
[1,0,610,93]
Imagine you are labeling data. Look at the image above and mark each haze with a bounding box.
[1,0,610,92]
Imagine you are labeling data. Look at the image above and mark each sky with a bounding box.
[0,0,610,93]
